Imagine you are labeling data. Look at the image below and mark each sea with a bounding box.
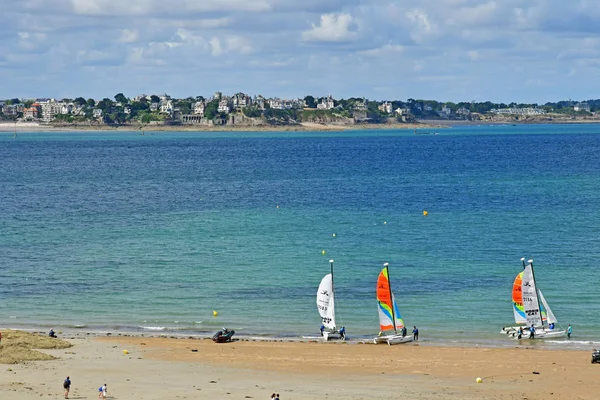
[1,124,599,349]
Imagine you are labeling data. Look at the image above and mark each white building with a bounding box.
[93,109,103,118]
[268,98,284,110]
[160,100,173,114]
[40,100,63,122]
[574,102,591,112]
[193,101,205,116]
[217,99,231,114]
[378,102,392,114]
[232,93,251,109]
[317,95,335,110]
[439,105,452,117]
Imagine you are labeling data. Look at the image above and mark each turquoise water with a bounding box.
[1,125,600,348]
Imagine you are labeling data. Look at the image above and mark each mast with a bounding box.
[329,259,335,309]
[329,259,335,331]
[528,259,545,327]
[384,262,397,334]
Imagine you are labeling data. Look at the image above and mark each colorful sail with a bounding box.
[512,271,527,324]
[521,262,543,327]
[376,267,404,333]
[317,273,336,331]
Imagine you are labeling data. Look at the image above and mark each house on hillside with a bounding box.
[574,102,591,112]
[317,95,335,110]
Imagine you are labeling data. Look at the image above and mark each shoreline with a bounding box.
[2,324,596,351]
[1,329,599,399]
[0,121,443,133]
[3,119,600,133]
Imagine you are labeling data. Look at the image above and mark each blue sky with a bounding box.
[1,0,599,103]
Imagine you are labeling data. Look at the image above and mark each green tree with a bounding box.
[97,98,114,112]
[114,93,128,104]
[150,95,160,103]
[203,99,219,119]
[87,98,96,108]
[74,97,87,106]
[304,95,316,108]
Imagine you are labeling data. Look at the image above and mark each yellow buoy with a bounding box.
[383,221,387,225]
[423,210,428,216]
[332,233,336,237]
[213,310,218,317]
[322,250,326,255]
[476,377,482,383]
[123,349,129,355]
[276,205,280,208]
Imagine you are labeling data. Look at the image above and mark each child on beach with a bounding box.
[98,383,107,399]
[63,376,71,399]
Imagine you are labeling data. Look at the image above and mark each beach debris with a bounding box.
[191,349,198,352]
[210,381,217,384]
[122,350,129,355]
[476,377,483,383]
[532,371,540,375]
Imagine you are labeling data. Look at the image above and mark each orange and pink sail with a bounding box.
[376,266,404,333]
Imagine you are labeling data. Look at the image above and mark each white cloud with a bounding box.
[358,44,404,57]
[302,13,357,42]
[208,36,253,56]
[70,0,272,16]
[209,37,223,56]
[118,29,139,43]
[4,0,600,102]
[406,9,434,41]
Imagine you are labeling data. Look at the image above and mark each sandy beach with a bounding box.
[1,331,598,400]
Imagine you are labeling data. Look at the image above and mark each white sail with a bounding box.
[539,290,557,325]
[521,263,543,327]
[317,273,336,330]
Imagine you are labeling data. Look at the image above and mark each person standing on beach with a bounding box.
[98,383,107,399]
[63,376,71,399]
[567,324,572,339]
[412,326,419,341]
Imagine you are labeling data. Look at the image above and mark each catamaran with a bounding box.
[373,263,413,345]
[317,259,345,341]
[501,258,565,339]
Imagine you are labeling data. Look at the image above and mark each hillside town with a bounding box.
[0,92,598,128]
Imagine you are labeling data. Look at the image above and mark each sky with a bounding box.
[1,0,600,103]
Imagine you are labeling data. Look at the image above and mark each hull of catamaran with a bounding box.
[502,327,566,339]
[373,334,413,345]
[322,330,345,341]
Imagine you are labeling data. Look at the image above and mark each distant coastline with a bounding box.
[0,121,444,133]
[4,117,600,133]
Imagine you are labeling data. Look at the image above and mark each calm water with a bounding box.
[1,125,600,348]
